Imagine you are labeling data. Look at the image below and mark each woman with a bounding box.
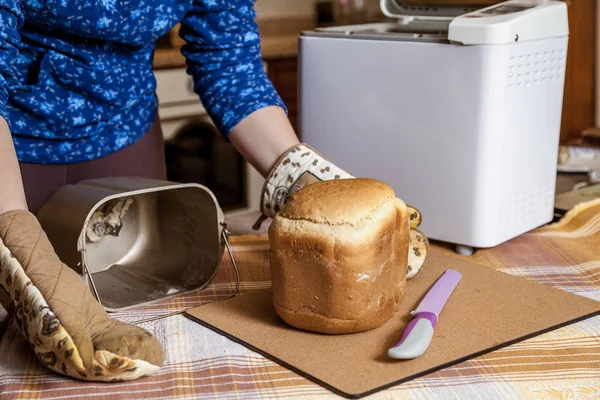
[0,0,352,381]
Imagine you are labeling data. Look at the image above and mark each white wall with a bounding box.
[255,0,317,19]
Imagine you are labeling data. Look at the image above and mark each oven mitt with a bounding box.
[0,210,164,381]
[253,143,429,278]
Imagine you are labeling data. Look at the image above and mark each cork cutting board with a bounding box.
[186,252,600,399]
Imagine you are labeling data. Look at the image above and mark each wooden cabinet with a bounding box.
[560,0,596,144]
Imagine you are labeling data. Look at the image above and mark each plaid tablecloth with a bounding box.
[1,200,599,399]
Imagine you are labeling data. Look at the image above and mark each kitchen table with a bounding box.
[1,199,599,399]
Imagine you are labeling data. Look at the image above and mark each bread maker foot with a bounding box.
[455,244,475,256]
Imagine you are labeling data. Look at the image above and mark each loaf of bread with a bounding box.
[268,178,410,334]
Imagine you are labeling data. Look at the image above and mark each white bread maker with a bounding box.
[299,0,569,254]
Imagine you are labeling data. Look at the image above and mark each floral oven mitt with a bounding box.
[0,210,165,381]
[254,143,429,279]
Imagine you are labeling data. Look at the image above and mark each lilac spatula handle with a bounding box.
[387,269,462,360]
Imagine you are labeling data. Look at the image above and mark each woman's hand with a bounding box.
[0,210,165,381]
[224,103,429,278]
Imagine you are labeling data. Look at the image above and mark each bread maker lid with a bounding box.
[380,0,489,21]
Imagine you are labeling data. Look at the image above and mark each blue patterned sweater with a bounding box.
[0,0,286,164]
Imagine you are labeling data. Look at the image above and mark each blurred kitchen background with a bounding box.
[152,0,597,218]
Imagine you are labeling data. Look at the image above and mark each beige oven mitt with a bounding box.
[0,210,164,381]
[253,143,429,279]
